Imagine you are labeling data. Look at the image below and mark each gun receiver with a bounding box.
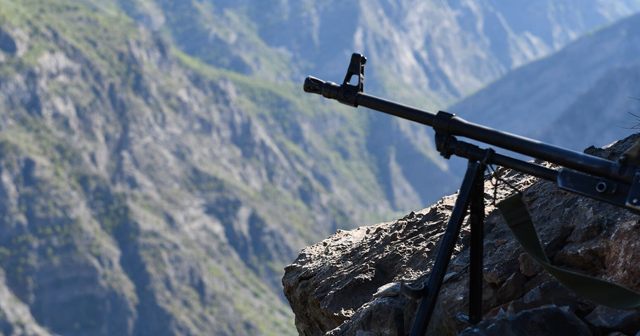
[303,53,640,335]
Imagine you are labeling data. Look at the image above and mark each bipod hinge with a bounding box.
[433,112,483,161]
[434,111,458,159]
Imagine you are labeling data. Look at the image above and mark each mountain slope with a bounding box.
[85,0,640,208]
[111,0,640,104]
[449,12,640,152]
[540,61,640,149]
[0,1,424,335]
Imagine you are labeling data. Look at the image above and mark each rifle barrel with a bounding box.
[355,92,630,183]
[355,93,435,126]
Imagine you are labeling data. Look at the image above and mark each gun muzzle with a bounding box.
[303,76,324,94]
[304,76,341,100]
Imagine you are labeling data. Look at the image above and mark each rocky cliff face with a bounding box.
[0,1,398,335]
[283,133,640,336]
[117,0,640,104]
[0,11,288,336]
[107,0,640,209]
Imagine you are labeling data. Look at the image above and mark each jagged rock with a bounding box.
[505,281,580,317]
[497,271,526,303]
[373,282,402,299]
[325,297,414,336]
[283,169,534,335]
[458,306,592,336]
[523,271,555,294]
[586,306,640,335]
[284,134,640,335]
[485,281,580,320]
[519,253,543,277]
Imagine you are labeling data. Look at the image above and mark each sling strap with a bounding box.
[496,193,640,309]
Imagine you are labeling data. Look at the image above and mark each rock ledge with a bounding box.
[284,134,640,336]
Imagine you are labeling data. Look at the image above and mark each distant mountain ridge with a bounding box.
[449,11,640,153]
[113,0,640,105]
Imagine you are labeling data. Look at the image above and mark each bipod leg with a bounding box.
[458,163,486,324]
[409,161,485,336]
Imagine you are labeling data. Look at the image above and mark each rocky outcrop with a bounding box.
[284,133,640,336]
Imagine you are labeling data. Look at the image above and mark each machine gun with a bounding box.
[303,53,640,335]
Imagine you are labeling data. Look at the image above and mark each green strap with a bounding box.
[496,193,640,309]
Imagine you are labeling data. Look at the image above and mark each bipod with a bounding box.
[401,131,488,336]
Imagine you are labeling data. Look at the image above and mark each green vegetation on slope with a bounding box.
[0,0,423,335]
[0,1,301,335]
